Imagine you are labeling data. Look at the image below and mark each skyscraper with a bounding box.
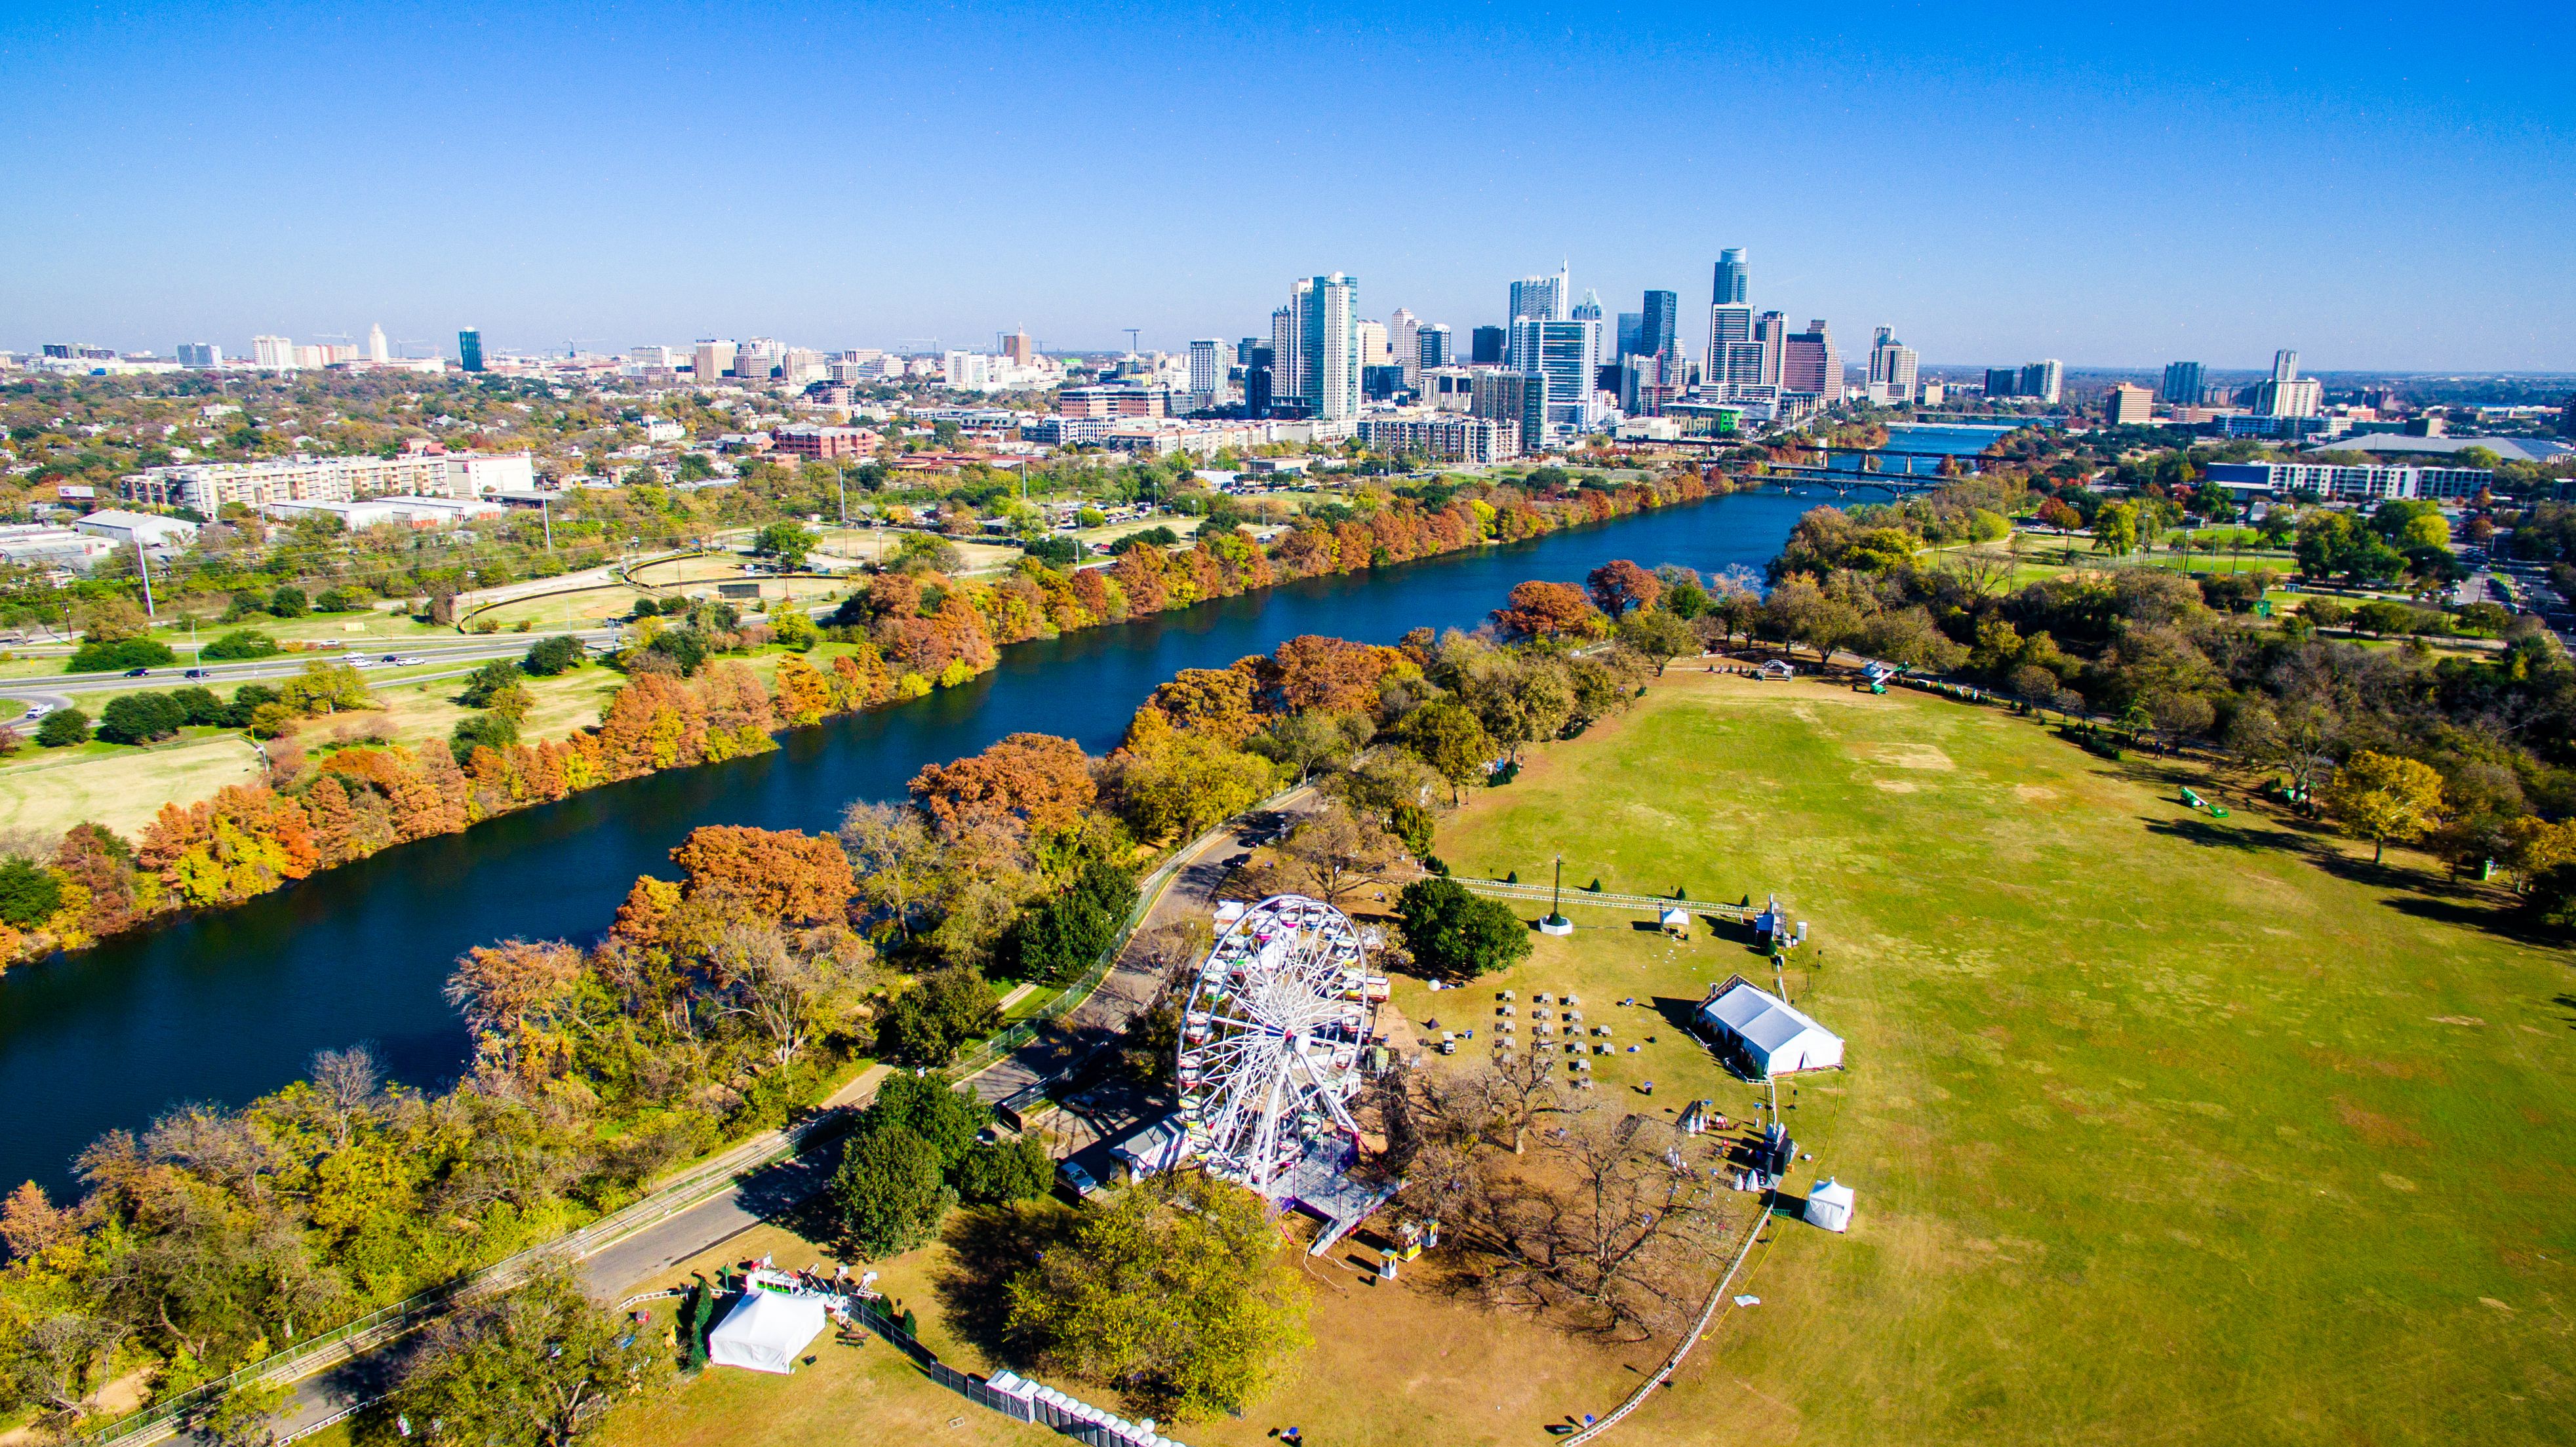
[1414,323,1451,382]
[1506,266,1569,371]
[1272,280,1310,408]
[2272,348,2300,382]
[1865,327,1918,405]
[1001,330,1037,365]
[1753,311,1787,387]
[1469,326,1506,365]
[1638,290,1678,362]
[458,328,485,373]
[1713,248,1749,306]
[1510,317,1600,438]
[2160,361,2205,406]
[1615,313,1644,360]
[1984,367,2021,399]
[367,324,389,365]
[1781,320,1837,398]
[2017,359,2063,405]
[2253,349,2320,418]
[694,338,737,380]
[1387,308,1419,382]
[1300,273,1360,421]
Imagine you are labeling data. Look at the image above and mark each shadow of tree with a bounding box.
[932,1202,1073,1368]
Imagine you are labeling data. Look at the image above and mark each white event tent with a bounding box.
[1697,976,1844,1077]
[707,1287,830,1374]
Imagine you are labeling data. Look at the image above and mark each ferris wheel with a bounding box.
[1177,895,1372,1195]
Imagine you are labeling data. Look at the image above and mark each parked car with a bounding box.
[1056,1160,1102,1200]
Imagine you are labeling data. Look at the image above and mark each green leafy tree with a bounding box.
[1617,608,1698,676]
[831,1124,954,1258]
[199,630,280,661]
[877,964,1001,1065]
[68,638,176,673]
[1004,1172,1312,1421]
[268,585,308,618]
[0,856,64,928]
[957,1135,1054,1204]
[35,709,90,747]
[768,606,820,651]
[1395,876,1530,980]
[185,1379,294,1447]
[452,711,521,762]
[386,1262,669,1447]
[460,660,525,705]
[2090,501,2139,557]
[2321,751,2445,864]
[752,521,817,570]
[96,692,189,745]
[1399,698,1493,804]
[521,634,584,675]
[858,1073,989,1170]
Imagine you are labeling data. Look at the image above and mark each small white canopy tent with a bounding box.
[1806,1178,1856,1232]
[707,1288,829,1374]
[1697,976,1844,1077]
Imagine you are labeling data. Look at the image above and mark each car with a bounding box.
[124,666,151,677]
[1056,1160,1102,1200]
[183,668,210,679]
[394,655,424,666]
[22,704,52,721]
[380,654,403,663]
[349,657,380,669]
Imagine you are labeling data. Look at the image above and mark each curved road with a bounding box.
[173,786,1322,1445]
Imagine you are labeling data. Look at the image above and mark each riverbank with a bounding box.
[0,467,1738,977]
[0,481,1818,1199]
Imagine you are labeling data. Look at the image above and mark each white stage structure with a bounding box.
[1178,894,1371,1195]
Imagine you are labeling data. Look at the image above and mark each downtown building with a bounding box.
[1270,273,1361,420]
[2203,461,2491,502]
[1864,328,1918,405]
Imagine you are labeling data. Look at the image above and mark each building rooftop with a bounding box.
[2307,433,2571,465]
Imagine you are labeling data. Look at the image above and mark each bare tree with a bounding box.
[837,799,941,941]
[306,1044,382,1149]
[704,921,877,1067]
[1271,804,1408,908]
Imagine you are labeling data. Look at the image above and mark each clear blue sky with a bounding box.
[4,1,2569,370]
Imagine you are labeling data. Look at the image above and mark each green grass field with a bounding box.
[1415,671,2576,1446]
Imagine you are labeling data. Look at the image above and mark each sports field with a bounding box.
[1416,670,2575,1445]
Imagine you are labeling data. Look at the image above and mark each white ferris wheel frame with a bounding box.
[1176,894,1371,1195]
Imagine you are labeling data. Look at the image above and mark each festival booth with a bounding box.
[1805,1178,1857,1233]
[707,1278,831,1374]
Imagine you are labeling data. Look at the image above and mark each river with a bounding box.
[0,485,1836,1194]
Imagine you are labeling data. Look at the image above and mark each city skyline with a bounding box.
[2,1,2569,369]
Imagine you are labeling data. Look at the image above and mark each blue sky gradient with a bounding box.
[4,1,2569,369]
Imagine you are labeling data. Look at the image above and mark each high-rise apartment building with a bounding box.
[1471,370,1544,450]
[458,328,485,373]
[1272,280,1311,409]
[2017,359,2064,405]
[252,335,294,370]
[1865,327,1918,405]
[1358,319,1389,370]
[1615,313,1644,360]
[1186,338,1231,408]
[1712,247,1749,306]
[176,343,222,367]
[1469,326,1506,366]
[2160,361,2204,406]
[1510,268,1569,323]
[1638,290,1678,362]
[1299,273,1360,421]
[1707,303,1756,380]
[1510,317,1600,438]
[2253,349,2321,418]
[1781,320,1837,398]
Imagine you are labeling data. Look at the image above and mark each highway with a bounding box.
[0,631,618,718]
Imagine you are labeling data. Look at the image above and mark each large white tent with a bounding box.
[1806,1178,1856,1232]
[1697,976,1844,1077]
[707,1288,829,1374]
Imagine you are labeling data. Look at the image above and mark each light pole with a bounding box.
[1540,854,1572,935]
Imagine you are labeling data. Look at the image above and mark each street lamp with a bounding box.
[1540,855,1572,936]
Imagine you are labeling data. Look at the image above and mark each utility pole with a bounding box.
[133,536,156,618]
[540,496,554,551]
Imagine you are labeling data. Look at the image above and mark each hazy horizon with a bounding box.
[5,1,2569,371]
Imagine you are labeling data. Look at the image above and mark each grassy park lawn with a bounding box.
[0,729,260,836]
[1408,671,2575,1446]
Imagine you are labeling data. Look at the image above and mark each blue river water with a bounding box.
[1824,422,2018,476]
[0,485,1846,1195]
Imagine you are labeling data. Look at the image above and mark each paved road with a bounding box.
[186,795,1325,1444]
